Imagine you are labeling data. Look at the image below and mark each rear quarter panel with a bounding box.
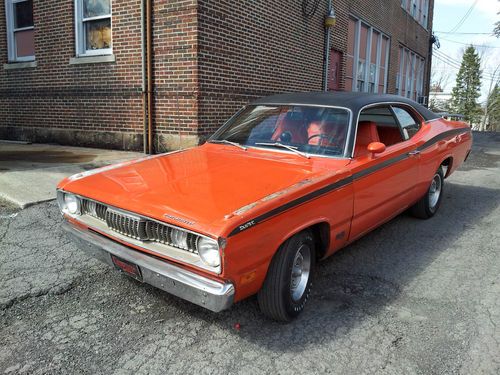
[414,119,472,201]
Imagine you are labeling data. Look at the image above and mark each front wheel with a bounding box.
[410,166,444,219]
[257,231,315,322]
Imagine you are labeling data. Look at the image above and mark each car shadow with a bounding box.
[152,180,499,351]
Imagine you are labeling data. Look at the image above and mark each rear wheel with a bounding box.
[257,231,315,322]
[411,166,444,219]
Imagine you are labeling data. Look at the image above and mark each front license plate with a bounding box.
[111,255,143,282]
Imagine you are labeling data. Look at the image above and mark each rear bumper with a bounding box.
[62,221,235,312]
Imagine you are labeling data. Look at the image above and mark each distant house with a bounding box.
[0,0,435,151]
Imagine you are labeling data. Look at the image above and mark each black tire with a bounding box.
[257,231,316,322]
[410,166,444,219]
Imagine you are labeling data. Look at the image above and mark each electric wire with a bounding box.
[438,36,500,49]
[432,49,496,80]
[301,0,321,18]
[447,0,479,33]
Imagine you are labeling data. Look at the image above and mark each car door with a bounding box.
[348,104,421,241]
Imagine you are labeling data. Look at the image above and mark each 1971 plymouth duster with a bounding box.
[58,92,472,321]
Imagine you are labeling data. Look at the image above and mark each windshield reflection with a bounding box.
[212,105,350,157]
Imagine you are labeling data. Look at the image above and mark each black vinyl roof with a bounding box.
[251,91,439,121]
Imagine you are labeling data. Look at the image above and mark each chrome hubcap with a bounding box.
[290,244,311,302]
[428,173,442,211]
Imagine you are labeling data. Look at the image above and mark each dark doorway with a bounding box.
[328,49,342,91]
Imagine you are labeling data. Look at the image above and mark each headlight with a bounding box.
[57,191,81,215]
[197,237,220,267]
[171,228,188,249]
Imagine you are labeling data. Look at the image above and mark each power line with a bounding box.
[433,47,500,76]
[435,31,492,35]
[433,48,497,78]
[447,0,479,33]
[438,37,500,49]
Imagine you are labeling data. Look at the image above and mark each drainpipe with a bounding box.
[322,0,335,91]
[146,0,154,154]
[141,0,147,153]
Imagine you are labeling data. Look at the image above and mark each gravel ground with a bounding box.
[0,132,499,374]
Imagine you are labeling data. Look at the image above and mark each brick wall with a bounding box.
[196,0,433,135]
[0,0,433,151]
[0,0,146,150]
[197,0,329,136]
[152,0,199,151]
[0,0,200,151]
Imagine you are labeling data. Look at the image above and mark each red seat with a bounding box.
[354,121,380,157]
[271,113,307,144]
[378,126,403,146]
[307,121,346,147]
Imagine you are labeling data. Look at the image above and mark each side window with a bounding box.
[5,0,35,62]
[75,0,112,57]
[357,106,404,149]
[392,106,421,139]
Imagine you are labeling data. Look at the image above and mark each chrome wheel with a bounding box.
[428,173,442,211]
[290,244,311,302]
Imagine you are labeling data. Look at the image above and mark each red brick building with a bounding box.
[0,0,434,152]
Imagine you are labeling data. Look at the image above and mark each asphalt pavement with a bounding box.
[0,132,499,374]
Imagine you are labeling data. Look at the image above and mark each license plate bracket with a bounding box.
[111,255,143,282]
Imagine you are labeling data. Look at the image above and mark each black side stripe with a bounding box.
[228,176,353,237]
[227,127,471,237]
[417,127,470,152]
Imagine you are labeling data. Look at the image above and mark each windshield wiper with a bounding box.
[208,139,247,150]
[255,142,310,159]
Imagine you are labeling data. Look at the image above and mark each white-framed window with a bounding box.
[346,16,390,94]
[5,0,35,62]
[74,0,112,57]
[396,46,426,101]
[401,0,429,29]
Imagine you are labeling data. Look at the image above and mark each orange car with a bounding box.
[58,92,472,321]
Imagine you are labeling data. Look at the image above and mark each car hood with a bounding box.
[58,144,350,236]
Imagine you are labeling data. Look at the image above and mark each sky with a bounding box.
[431,0,500,103]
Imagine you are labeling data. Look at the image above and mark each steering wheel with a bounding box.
[307,134,331,144]
[307,134,343,154]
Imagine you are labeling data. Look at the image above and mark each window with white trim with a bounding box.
[401,0,429,29]
[74,0,112,57]
[346,16,390,94]
[5,0,35,62]
[396,46,426,102]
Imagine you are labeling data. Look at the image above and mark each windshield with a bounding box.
[211,105,350,157]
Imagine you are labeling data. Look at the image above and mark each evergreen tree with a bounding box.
[487,84,500,131]
[450,46,482,125]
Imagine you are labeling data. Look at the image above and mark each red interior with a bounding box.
[377,126,403,146]
[271,113,307,144]
[307,121,346,147]
[354,121,380,157]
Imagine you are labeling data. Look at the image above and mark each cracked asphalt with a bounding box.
[1,132,499,374]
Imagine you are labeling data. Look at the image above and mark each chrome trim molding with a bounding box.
[73,213,219,273]
[63,221,234,312]
[57,190,220,273]
[209,103,353,160]
[350,101,425,158]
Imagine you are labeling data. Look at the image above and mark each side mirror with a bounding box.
[198,135,208,145]
[367,142,386,156]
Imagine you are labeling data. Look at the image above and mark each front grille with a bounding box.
[81,198,199,254]
[81,199,107,220]
[105,209,147,240]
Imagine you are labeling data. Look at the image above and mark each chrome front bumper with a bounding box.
[62,221,235,312]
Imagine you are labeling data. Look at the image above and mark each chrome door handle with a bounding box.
[408,150,420,156]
